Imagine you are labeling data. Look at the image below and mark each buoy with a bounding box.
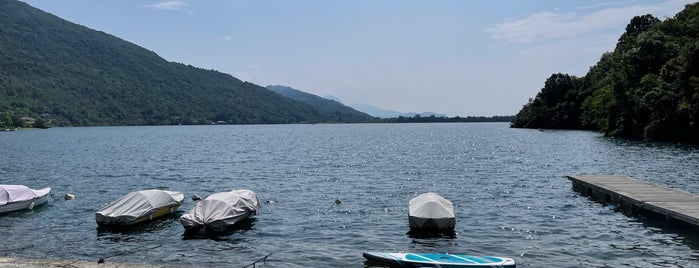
[334,198,342,205]
[28,201,35,210]
[192,194,202,201]
[64,193,75,200]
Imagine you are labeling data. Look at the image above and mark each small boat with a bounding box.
[408,192,455,235]
[0,185,51,214]
[363,252,516,268]
[180,189,260,233]
[96,189,184,226]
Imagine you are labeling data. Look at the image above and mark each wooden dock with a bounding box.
[568,175,699,227]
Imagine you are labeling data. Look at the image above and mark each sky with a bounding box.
[21,0,695,116]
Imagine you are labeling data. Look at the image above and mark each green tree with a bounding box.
[511,73,582,129]
[32,117,49,129]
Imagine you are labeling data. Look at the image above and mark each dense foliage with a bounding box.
[0,0,355,127]
[266,85,374,122]
[511,4,699,143]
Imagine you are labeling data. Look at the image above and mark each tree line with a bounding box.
[382,115,513,123]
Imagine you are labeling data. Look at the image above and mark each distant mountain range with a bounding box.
[268,87,448,119]
[0,0,366,126]
[265,85,372,121]
[347,103,447,119]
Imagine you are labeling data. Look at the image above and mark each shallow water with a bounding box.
[1,123,698,267]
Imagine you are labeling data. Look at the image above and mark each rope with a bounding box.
[242,253,272,268]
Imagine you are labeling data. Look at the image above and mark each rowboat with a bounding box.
[180,189,259,233]
[408,192,455,236]
[96,189,184,226]
[0,185,51,214]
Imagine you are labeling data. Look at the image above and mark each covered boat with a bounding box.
[96,189,184,226]
[408,192,455,235]
[0,185,51,214]
[180,189,260,233]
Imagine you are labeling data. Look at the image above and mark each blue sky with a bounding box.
[22,0,694,116]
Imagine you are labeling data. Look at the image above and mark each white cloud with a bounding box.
[577,1,634,10]
[485,1,689,43]
[144,1,193,15]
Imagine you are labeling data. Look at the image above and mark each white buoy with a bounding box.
[28,201,35,210]
[64,193,75,200]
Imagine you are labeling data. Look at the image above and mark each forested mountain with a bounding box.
[266,85,373,121]
[0,0,353,127]
[511,3,699,143]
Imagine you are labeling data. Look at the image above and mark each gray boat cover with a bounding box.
[408,192,455,230]
[180,189,260,232]
[0,185,51,205]
[96,189,184,225]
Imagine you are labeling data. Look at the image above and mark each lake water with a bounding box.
[1,123,698,267]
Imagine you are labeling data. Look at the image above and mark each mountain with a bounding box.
[511,3,699,143]
[0,0,352,126]
[266,85,373,121]
[350,103,446,118]
[322,95,344,104]
[350,103,403,118]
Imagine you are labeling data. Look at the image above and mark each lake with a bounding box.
[1,123,698,267]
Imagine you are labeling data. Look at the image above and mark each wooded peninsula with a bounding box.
[511,3,699,144]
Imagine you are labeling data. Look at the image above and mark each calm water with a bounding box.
[1,123,699,267]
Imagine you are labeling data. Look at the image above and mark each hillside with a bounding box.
[266,85,373,121]
[511,3,699,143]
[0,0,349,127]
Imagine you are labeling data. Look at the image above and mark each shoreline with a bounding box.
[0,257,184,268]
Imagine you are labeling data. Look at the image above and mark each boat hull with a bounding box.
[96,204,181,226]
[182,210,254,233]
[95,190,185,226]
[180,189,260,234]
[0,194,49,214]
[408,216,456,230]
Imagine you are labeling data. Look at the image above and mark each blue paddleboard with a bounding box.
[363,252,516,268]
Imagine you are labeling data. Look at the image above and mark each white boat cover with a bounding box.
[96,189,184,225]
[408,192,456,230]
[180,189,260,232]
[0,185,51,206]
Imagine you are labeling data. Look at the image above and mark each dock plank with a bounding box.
[568,175,699,227]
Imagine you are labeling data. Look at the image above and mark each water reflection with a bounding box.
[406,229,456,239]
[182,218,256,240]
[96,213,182,235]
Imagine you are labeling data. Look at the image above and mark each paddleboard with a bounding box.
[363,252,516,268]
